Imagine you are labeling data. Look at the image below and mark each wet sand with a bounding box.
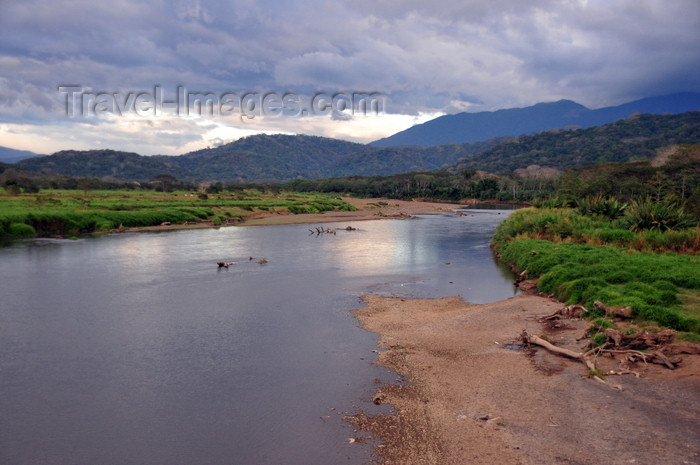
[351,294,700,465]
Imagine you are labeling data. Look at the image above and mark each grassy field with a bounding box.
[0,189,356,239]
[492,208,700,337]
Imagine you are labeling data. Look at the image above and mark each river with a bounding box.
[0,209,517,465]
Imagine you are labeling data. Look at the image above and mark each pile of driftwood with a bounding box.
[309,227,336,235]
[520,300,683,384]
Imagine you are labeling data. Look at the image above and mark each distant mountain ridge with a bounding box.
[0,146,42,163]
[9,103,700,183]
[371,92,700,147]
[13,134,502,182]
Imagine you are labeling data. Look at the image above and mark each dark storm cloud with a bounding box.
[3,0,699,112]
[0,0,698,152]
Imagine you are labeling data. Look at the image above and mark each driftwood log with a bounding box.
[594,300,633,319]
[514,270,528,283]
[537,304,587,321]
[522,308,681,383]
[601,328,676,349]
[520,330,600,377]
[216,261,237,268]
[622,350,679,369]
[598,328,680,369]
[309,227,337,235]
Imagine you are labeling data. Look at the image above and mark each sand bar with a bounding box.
[351,294,700,465]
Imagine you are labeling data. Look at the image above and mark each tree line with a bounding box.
[3,144,698,220]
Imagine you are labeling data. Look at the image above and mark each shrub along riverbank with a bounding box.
[492,208,700,336]
[0,189,356,239]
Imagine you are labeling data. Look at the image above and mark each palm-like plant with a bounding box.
[624,197,696,231]
[577,195,628,219]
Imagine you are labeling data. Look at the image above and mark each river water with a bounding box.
[0,209,518,465]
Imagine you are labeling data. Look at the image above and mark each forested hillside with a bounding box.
[451,112,700,173]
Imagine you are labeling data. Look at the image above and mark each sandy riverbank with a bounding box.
[123,198,466,233]
[239,197,466,226]
[350,294,700,465]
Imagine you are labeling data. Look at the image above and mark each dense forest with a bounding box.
[270,170,557,202]
[451,111,700,173]
[231,144,696,203]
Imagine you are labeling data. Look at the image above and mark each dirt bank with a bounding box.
[351,294,700,465]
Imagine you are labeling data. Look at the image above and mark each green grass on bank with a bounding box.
[493,207,699,253]
[0,189,356,239]
[492,208,700,334]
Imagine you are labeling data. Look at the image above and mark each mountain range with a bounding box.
[5,93,700,183]
[371,92,700,147]
[11,135,501,182]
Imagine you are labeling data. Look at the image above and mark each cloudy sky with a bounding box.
[1,0,698,155]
